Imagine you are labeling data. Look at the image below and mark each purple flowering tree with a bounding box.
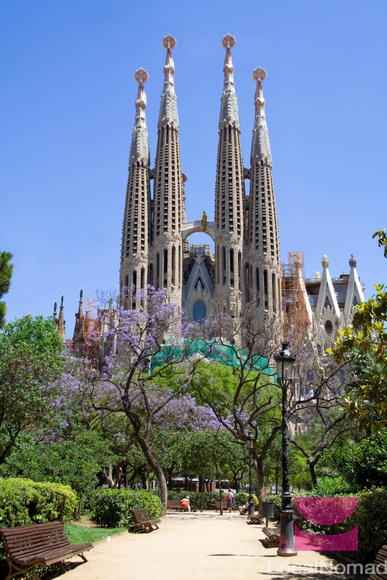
[73,288,209,506]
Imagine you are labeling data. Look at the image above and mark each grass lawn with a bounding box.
[65,524,124,545]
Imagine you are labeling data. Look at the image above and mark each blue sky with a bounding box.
[2,0,386,331]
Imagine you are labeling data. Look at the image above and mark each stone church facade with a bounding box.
[53,35,364,347]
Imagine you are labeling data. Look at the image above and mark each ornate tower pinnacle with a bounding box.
[151,35,183,310]
[252,68,272,163]
[120,69,150,308]
[57,296,65,338]
[158,35,179,128]
[214,34,244,323]
[219,34,240,129]
[245,67,281,328]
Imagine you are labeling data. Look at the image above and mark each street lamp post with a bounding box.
[247,438,255,518]
[275,342,297,557]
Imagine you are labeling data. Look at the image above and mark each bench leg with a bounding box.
[78,553,88,563]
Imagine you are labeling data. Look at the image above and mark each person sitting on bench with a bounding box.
[180,496,191,512]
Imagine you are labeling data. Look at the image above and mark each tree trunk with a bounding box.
[255,457,265,498]
[309,461,318,488]
[135,434,168,507]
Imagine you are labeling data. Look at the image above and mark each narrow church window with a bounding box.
[222,246,226,285]
[272,272,276,312]
[230,248,234,287]
[172,246,176,285]
[264,269,268,309]
[163,248,168,287]
[156,253,160,289]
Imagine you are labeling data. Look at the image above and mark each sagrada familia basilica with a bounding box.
[53,35,365,348]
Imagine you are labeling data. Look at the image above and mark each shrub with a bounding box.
[351,488,387,562]
[312,476,351,496]
[92,489,162,528]
[0,478,77,528]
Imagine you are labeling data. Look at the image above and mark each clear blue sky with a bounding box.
[2,0,386,331]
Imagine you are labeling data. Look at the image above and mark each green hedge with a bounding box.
[92,489,162,528]
[0,478,77,528]
[352,488,387,562]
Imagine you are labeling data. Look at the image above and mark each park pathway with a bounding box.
[63,513,346,580]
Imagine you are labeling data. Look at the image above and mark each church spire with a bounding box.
[214,35,244,322]
[158,35,179,128]
[245,67,281,326]
[251,68,272,163]
[129,68,149,163]
[152,35,183,308]
[219,34,240,129]
[57,296,65,338]
[120,69,150,308]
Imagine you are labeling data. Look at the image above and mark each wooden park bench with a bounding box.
[0,521,92,580]
[246,513,264,525]
[167,500,188,511]
[259,526,280,548]
[370,545,387,580]
[129,509,159,533]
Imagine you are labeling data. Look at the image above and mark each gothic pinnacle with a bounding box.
[78,289,84,315]
[219,34,239,128]
[130,68,149,163]
[223,34,236,84]
[134,68,148,112]
[163,35,176,86]
[251,67,271,162]
[158,35,179,128]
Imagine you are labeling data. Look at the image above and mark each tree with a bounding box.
[332,284,387,428]
[373,229,387,258]
[332,232,387,428]
[73,288,204,507]
[191,357,281,497]
[0,316,63,462]
[0,252,13,328]
[325,429,387,490]
[1,430,113,502]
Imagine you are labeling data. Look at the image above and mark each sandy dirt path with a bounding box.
[63,513,344,580]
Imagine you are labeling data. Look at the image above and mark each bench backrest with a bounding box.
[370,545,387,580]
[167,500,181,508]
[0,521,69,561]
[132,509,149,524]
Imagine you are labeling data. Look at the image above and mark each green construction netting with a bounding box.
[151,338,275,375]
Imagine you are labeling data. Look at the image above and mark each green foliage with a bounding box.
[2,431,113,504]
[0,252,13,328]
[0,316,63,463]
[327,430,387,490]
[92,489,162,528]
[0,478,77,528]
[373,229,387,258]
[311,475,352,496]
[64,524,123,544]
[352,488,387,562]
[332,284,387,427]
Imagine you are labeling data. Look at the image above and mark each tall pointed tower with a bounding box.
[214,35,244,318]
[120,68,150,309]
[151,35,184,309]
[245,68,281,326]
